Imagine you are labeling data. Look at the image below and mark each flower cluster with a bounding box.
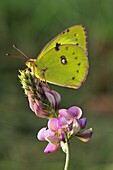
[19,68,93,154]
[18,69,61,118]
[38,106,93,153]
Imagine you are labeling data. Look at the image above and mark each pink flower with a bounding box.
[28,91,50,118]
[37,106,93,153]
[37,126,61,153]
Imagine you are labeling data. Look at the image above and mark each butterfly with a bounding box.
[26,24,88,89]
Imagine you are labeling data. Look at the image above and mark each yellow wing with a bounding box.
[38,25,88,59]
[35,44,88,89]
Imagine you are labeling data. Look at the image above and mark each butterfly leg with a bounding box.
[41,68,49,87]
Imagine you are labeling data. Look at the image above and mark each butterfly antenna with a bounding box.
[13,45,29,59]
[6,53,26,60]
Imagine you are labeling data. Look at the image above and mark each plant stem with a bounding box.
[64,142,70,170]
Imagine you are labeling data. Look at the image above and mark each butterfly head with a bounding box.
[26,59,37,69]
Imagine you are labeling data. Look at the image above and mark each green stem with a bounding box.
[64,142,70,170]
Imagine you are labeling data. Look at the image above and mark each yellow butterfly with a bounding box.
[26,25,88,89]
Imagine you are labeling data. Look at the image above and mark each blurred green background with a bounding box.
[0,0,113,169]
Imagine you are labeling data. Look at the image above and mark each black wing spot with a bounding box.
[65,46,69,50]
[78,62,81,66]
[74,33,76,36]
[72,52,75,55]
[63,31,65,34]
[55,43,61,51]
[60,55,67,65]
[76,70,79,73]
[72,76,75,80]
[76,43,79,46]
[75,56,78,59]
[67,29,70,32]
[75,38,78,41]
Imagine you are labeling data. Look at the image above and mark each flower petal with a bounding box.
[34,100,50,118]
[68,106,82,119]
[50,90,61,110]
[41,83,49,92]
[37,128,47,141]
[46,136,61,145]
[44,143,59,153]
[48,118,59,132]
[36,91,42,99]
[58,109,73,124]
[79,118,87,129]
[45,128,55,137]
[60,131,65,141]
[58,116,68,128]
[60,141,68,153]
[27,91,34,111]
[72,118,81,134]
[58,109,67,116]
[37,128,54,141]
[45,91,55,109]
[76,128,93,142]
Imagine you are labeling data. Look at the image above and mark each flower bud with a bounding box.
[18,69,61,118]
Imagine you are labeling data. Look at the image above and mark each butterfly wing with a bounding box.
[35,44,88,89]
[38,25,87,59]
